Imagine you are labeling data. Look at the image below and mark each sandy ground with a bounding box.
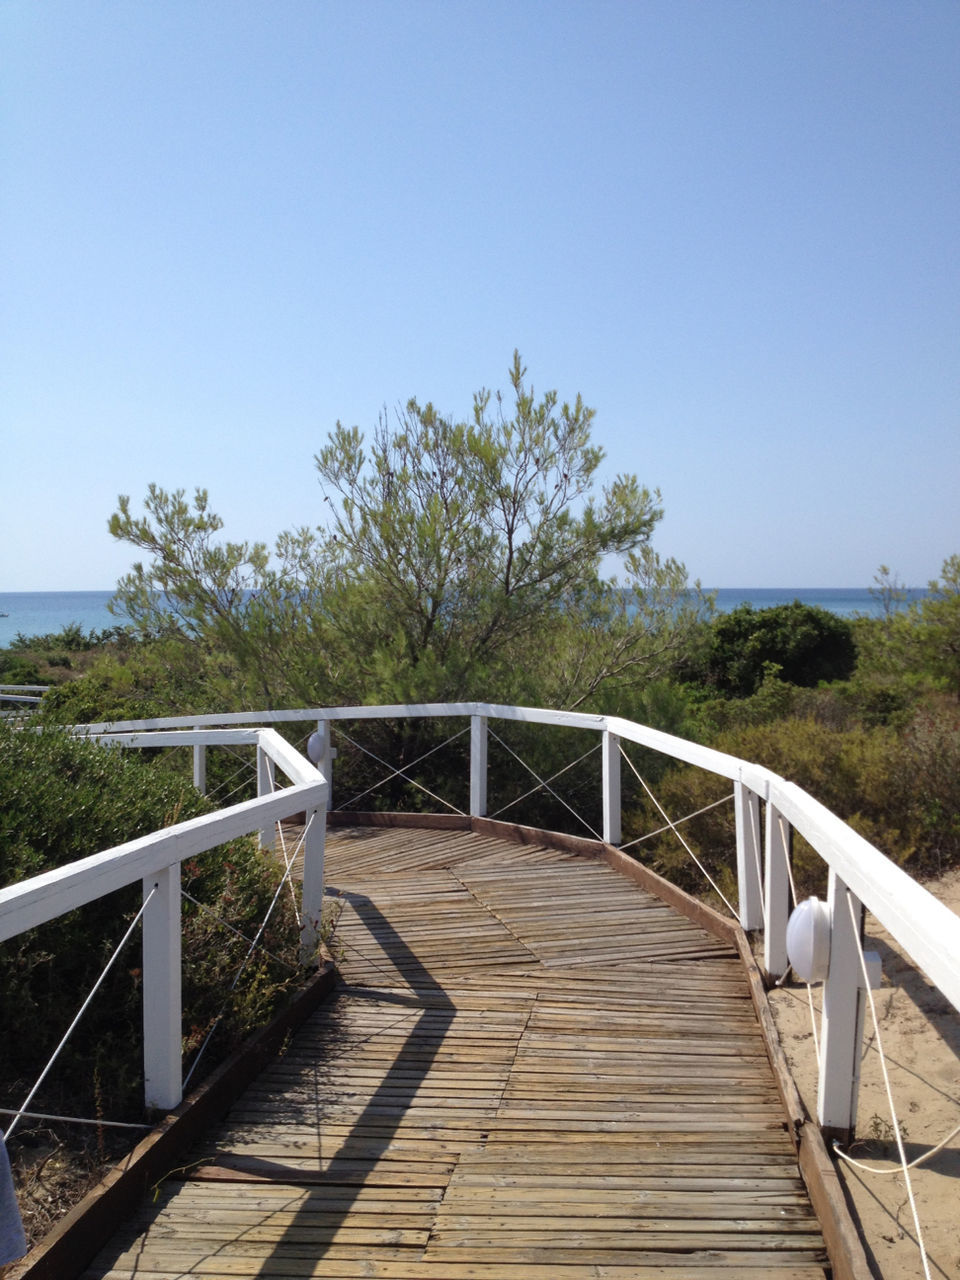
[767,867,960,1280]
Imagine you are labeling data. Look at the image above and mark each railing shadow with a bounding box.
[250,888,456,1274]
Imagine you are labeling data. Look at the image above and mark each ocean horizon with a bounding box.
[0,585,931,651]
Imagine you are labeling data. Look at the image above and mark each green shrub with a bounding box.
[692,602,857,698]
[0,721,302,1128]
[623,708,960,912]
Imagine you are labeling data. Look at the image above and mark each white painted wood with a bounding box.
[17,701,959,1145]
[818,871,865,1137]
[94,729,262,748]
[80,708,960,1007]
[257,745,276,850]
[192,743,206,795]
[256,728,326,787]
[734,782,764,932]
[470,715,488,818]
[602,730,621,846]
[299,805,326,962]
[0,779,325,942]
[763,802,791,979]
[770,779,960,1015]
[308,720,333,809]
[141,865,182,1111]
[77,709,960,1011]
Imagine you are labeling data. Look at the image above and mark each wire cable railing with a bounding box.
[332,724,469,816]
[487,728,602,839]
[4,699,958,1280]
[5,886,159,1143]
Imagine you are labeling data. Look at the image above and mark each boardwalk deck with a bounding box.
[85,824,831,1278]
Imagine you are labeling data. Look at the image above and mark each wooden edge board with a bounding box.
[799,1124,875,1280]
[734,931,872,1280]
[734,930,805,1137]
[15,963,338,1280]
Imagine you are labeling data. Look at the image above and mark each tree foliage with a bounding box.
[691,600,857,698]
[0,722,301,1126]
[919,554,960,698]
[106,353,706,713]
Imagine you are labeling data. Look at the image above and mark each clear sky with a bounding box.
[2,0,958,591]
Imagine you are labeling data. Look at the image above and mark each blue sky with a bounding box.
[2,0,958,591]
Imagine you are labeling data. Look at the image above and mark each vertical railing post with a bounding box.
[257,741,275,849]
[470,714,488,818]
[734,780,763,931]
[602,730,621,846]
[192,742,206,795]
[309,720,335,810]
[818,870,866,1141]
[300,801,328,962]
[763,801,791,980]
[141,864,181,1111]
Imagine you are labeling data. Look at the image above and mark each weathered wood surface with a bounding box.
[84,825,829,1278]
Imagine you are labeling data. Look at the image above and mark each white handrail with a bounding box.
[0,727,327,1110]
[6,701,958,1138]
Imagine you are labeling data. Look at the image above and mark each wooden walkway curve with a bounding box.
[85,821,834,1279]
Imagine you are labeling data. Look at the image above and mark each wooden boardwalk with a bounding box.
[86,823,831,1278]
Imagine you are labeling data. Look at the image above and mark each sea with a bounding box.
[0,586,930,652]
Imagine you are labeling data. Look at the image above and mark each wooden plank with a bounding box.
[75,821,842,1280]
[20,963,337,1280]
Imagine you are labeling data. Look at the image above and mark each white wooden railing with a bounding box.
[0,684,49,707]
[0,727,327,1113]
[2,701,958,1144]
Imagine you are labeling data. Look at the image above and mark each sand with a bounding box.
[767,867,960,1280]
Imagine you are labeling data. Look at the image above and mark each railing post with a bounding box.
[192,743,206,795]
[470,715,488,818]
[818,870,866,1141]
[310,720,335,811]
[763,802,791,980]
[300,803,327,962]
[602,730,621,846]
[141,864,181,1111]
[257,742,275,849]
[734,780,763,931]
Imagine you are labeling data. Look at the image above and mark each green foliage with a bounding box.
[692,601,856,698]
[104,354,706,719]
[918,554,960,698]
[626,705,960,910]
[37,635,244,726]
[8,623,128,653]
[0,653,41,686]
[313,351,665,700]
[0,722,301,1126]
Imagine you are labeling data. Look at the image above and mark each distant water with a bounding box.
[0,591,118,649]
[0,586,929,650]
[707,587,928,618]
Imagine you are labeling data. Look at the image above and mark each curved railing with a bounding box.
[0,726,327,1113]
[4,701,959,1146]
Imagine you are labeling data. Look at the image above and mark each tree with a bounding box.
[106,353,703,715]
[108,487,335,707]
[313,351,700,705]
[919,554,960,699]
[696,601,857,698]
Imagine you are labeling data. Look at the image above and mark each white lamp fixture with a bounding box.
[785,895,831,983]
[306,731,325,765]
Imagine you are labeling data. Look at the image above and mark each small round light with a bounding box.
[786,896,831,983]
[306,731,326,765]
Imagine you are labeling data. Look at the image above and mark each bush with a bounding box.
[0,721,303,1129]
[624,708,960,911]
[694,602,857,697]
